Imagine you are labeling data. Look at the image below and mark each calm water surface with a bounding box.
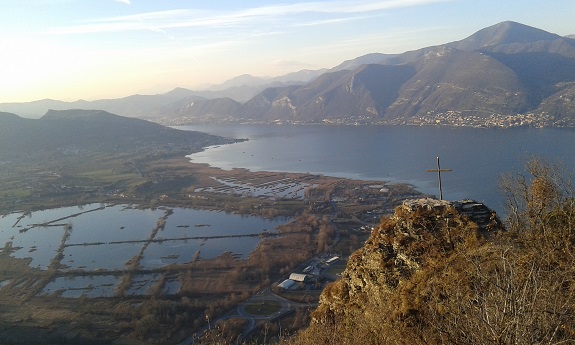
[184,125,575,214]
[0,204,288,271]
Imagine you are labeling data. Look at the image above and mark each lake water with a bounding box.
[0,204,287,270]
[183,125,575,215]
[0,204,289,297]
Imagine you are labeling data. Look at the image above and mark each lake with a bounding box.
[183,124,575,215]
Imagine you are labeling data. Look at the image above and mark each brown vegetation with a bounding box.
[285,158,575,345]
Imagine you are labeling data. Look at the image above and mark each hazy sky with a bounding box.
[1,0,574,103]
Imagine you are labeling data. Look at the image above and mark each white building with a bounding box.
[289,273,309,282]
[277,279,298,290]
[325,256,340,264]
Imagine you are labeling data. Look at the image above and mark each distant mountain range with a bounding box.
[0,70,327,119]
[3,21,575,127]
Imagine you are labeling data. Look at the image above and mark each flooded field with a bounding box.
[0,204,289,298]
[204,176,316,199]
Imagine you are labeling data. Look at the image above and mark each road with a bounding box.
[180,284,317,345]
[181,196,341,345]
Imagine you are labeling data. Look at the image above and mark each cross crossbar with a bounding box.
[426,156,452,200]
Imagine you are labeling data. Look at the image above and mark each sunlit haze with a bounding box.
[1,0,574,103]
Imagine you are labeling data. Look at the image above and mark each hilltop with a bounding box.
[0,109,234,160]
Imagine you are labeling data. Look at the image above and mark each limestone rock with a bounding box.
[313,198,503,323]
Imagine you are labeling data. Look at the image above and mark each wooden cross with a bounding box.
[426,156,452,200]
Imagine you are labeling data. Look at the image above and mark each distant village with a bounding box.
[381,111,575,128]
[312,111,574,128]
[159,111,575,128]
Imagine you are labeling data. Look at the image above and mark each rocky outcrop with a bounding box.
[295,187,575,344]
[453,199,502,232]
[312,198,502,323]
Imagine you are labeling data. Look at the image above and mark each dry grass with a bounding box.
[282,159,575,345]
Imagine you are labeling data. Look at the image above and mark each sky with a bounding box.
[1,0,574,103]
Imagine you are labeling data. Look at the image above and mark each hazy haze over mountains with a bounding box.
[2,21,575,126]
[0,70,326,119]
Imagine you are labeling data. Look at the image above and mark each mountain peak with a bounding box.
[207,74,267,91]
[450,20,562,51]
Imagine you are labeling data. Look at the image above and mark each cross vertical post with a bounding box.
[426,156,452,200]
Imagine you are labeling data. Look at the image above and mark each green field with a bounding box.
[76,169,142,184]
[244,300,282,316]
[1,188,30,198]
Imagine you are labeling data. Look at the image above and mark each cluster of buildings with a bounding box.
[178,109,575,128]
[277,254,340,291]
[381,111,567,128]
[158,110,575,128]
